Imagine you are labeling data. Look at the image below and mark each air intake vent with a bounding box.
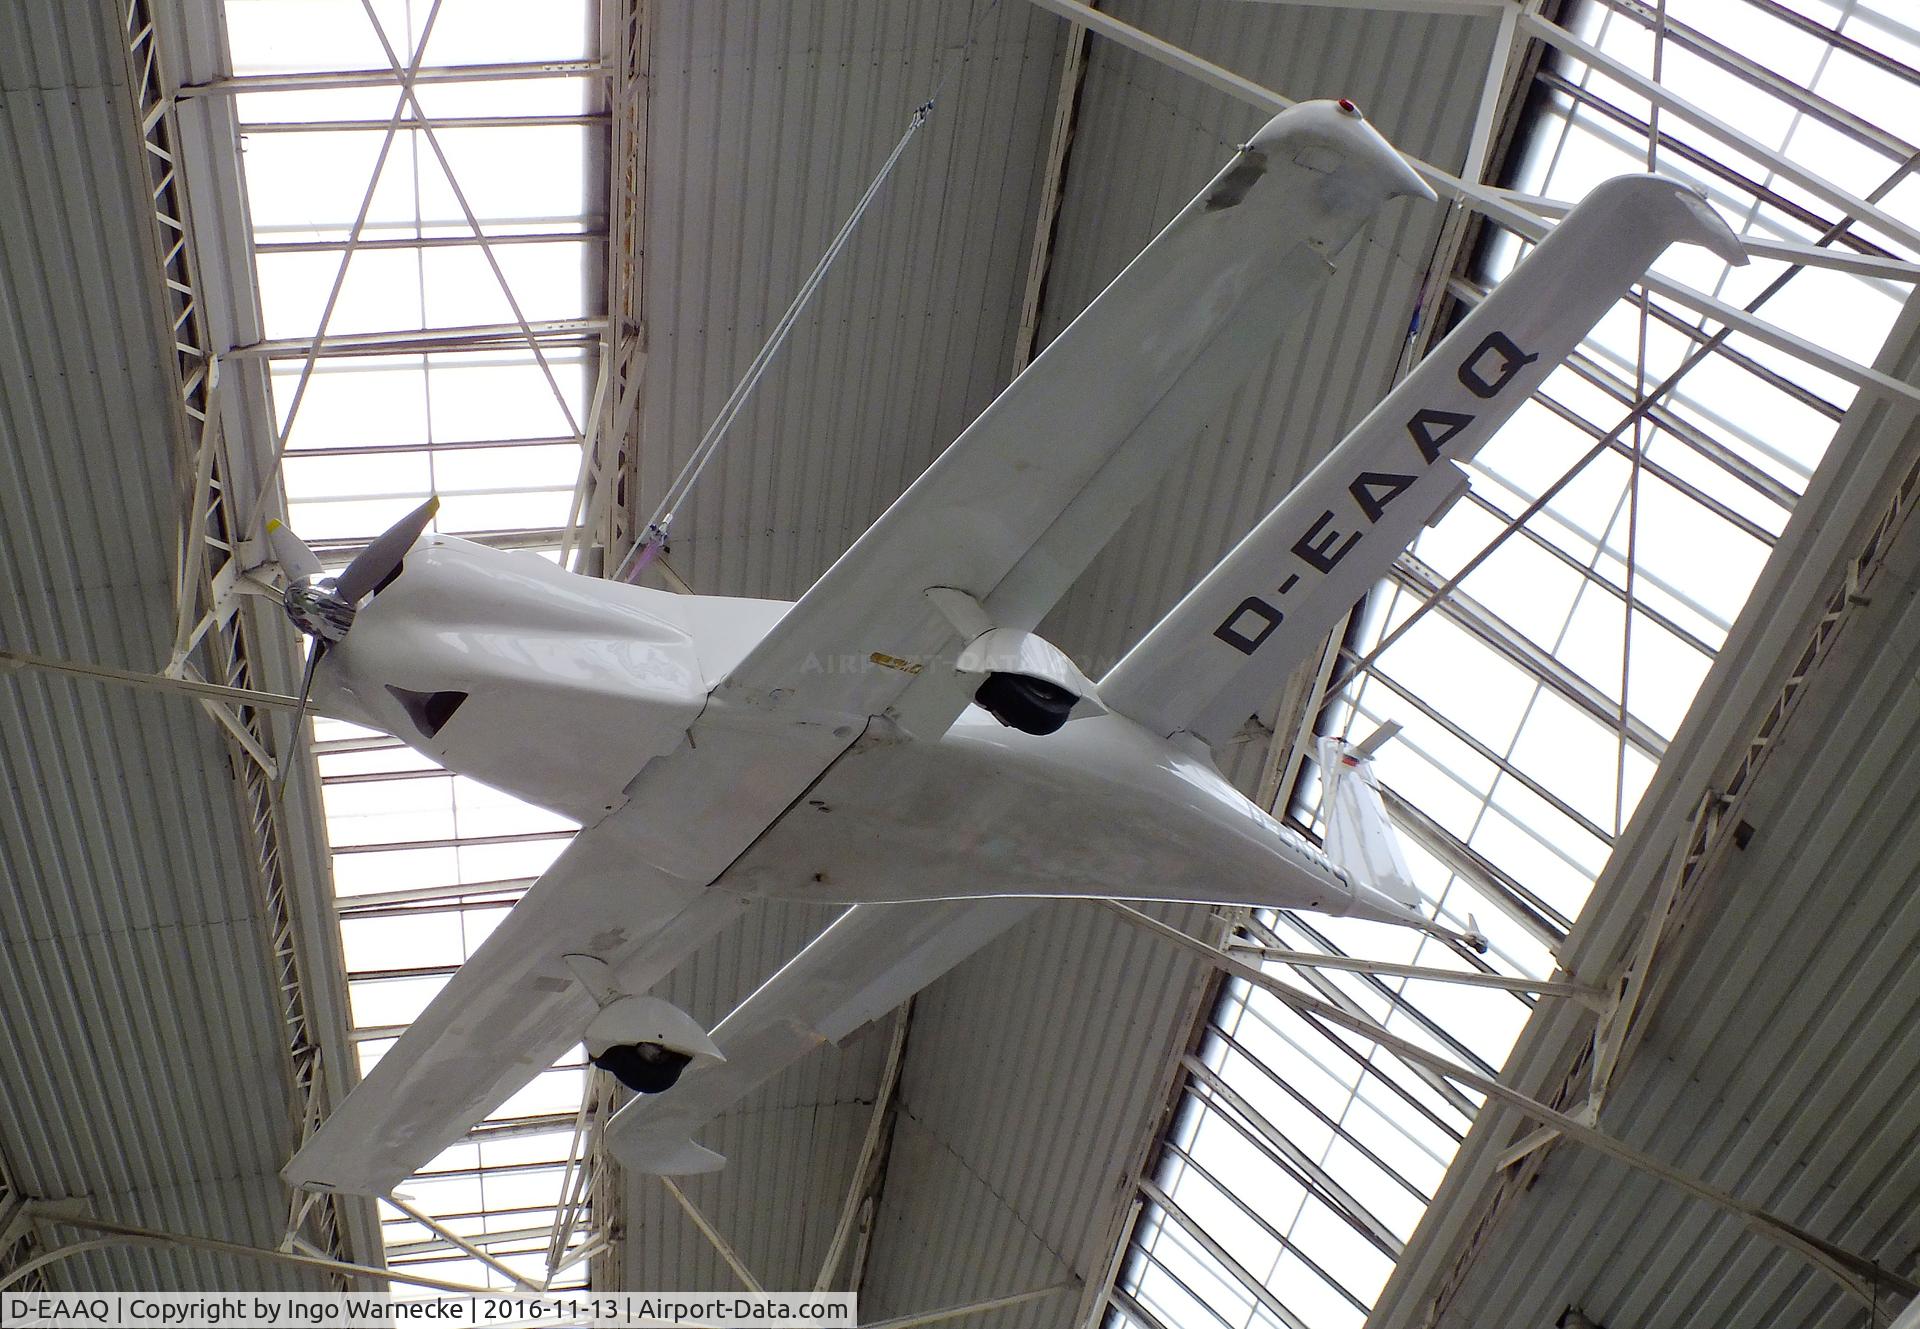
[385,686,469,739]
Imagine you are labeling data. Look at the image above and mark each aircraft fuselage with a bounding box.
[313,535,1414,924]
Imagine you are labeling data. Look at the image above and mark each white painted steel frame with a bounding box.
[123,0,1920,1313]
[152,0,620,1290]
[122,0,377,1274]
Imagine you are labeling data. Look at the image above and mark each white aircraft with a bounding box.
[274,100,1742,1195]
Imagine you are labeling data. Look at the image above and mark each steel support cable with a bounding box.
[614,0,1002,582]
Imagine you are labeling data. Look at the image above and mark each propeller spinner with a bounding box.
[271,496,440,645]
[268,496,440,798]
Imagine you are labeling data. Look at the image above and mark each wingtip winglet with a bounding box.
[1603,173,1747,267]
[1674,183,1749,267]
[1249,99,1436,207]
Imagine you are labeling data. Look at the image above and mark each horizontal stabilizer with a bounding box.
[1099,174,1745,745]
[620,1136,727,1176]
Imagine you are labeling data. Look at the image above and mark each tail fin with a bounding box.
[1317,725,1420,909]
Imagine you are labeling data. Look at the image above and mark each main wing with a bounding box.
[282,723,843,1197]
[715,101,1431,733]
[605,897,1040,1174]
[1098,175,1746,745]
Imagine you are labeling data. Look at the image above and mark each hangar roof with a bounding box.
[3,2,1918,1327]
[0,0,366,1287]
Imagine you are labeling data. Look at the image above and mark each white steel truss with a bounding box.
[99,0,1920,1317]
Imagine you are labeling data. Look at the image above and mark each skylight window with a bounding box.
[1110,3,1918,1327]
[224,0,606,1288]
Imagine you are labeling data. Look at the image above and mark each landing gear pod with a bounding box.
[584,995,725,1095]
[952,623,1105,736]
[973,671,1078,735]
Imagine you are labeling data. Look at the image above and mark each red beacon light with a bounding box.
[1337,98,1362,116]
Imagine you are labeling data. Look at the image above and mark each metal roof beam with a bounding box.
[1,647,303,710]
[1740,0,1920,86]
[1556,347,1804,509]
[1221,936,1605,1002]
[179,59,603,96]
[1211,0,1511,14]
[1522,11,1920,256]
[258,231,603,255]
[240,113,607,134]
[1457,488,1719,658]
[1139,1176,1313,1329]
[1372,780,1574,947]
[1204,1017,1434,1202]
[1010,4,1093,373]
[1230,915,1486,1122]
[1104,901,1920,1310]
[659,1177,762,1293]
[229,317,605,360]
[333,878,536,912]
[1388,553,1672,759]
[1157,1137,1372,1316]
[12,1209,494,1296]
[1178,1056,1405,1261]
[1247,911,1505,1081]
[1351,656,1619,845]
[1589,0,1916,160]
[815,1006,912,1291]
[290,433,584,460]
[332,828,572,859]
[384,1194,541,1292]
[1518,77,1920,283]
[133,0,370,1269]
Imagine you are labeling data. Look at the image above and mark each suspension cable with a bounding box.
[616,0,1001,582]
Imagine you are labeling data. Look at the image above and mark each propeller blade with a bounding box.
[335,496,440,605]
[265,518,324,582]
[273,638,326,806]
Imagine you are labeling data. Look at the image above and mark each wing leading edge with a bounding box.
[1098,175,1747,745]
[717,101,1433,734]
[282,723,843,1197]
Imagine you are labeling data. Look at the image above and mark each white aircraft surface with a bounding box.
[274,100,1742,1196]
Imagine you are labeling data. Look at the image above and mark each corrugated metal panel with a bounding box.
[1039,1,1497,680]
[1372,297,1920,1329]
[619,0,1072,1296]
[0,0,320,1290]
[638,0,1065,600]
[859,901,1214,1329]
